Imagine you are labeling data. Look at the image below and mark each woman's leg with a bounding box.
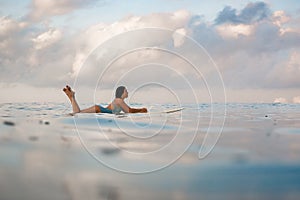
[63,85,80,113]
[79,105,100,113]
[63,85,101,114]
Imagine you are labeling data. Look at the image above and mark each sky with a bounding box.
[0,0,300,104]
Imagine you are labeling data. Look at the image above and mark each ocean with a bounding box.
[1,102,300,200]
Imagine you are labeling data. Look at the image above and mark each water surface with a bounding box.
[1,102,300,200]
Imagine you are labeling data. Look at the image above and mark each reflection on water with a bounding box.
[0,102,300,199]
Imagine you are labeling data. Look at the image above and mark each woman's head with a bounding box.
[115,86,128,99]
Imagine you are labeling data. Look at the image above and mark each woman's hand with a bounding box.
[140,108,147,113]
[129,108,148,113]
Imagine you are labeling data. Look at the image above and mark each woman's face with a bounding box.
[122,88,128,98]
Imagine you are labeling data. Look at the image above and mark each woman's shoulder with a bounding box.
[113,98,124,104]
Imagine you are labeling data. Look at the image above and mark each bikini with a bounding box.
[111,103,122,114]
[98,105,113,114]
[98,103,122,114]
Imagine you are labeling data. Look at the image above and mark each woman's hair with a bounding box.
[115,86,126,98]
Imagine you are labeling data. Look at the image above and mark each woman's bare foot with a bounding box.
[62,85,81,113]
[63,85,75,100]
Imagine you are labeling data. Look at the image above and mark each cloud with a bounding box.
[216,23,253,38]
[272,10,300,35]
[265,50,300,88]
[172,28,187,47]
[200,2,300,90]
[27,0,102,22]
[70,10,191,79]
[32,28,62,50]
[1,2,300,103]
[0,16,27,38]
[274,96,300,104]
[215,1,271,25]
[0,17,32,82]
[274,97,288,103]
[0,15,74,87]
[293,96,300,104]
[272,10,290,27]
[1,10,193,90]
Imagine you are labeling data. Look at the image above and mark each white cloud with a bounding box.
[0,16,25,37]
[287,51,300,72]
[173,28,187,47]
[272,11,290,25]
[171,9,190,23]
[274,97,288,103]
[70,11,192,79]
[216,24,254,38]
[293,96,300,104]
[27,0,100,21]
[272,10,300,36]
[0,15,74,87]
[1,3,300,103]
[32,28,62,50]
[0,17,28,58]
[208,12,300,89]
[266,50,300,88]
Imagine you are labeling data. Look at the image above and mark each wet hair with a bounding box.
[115,86,126,98]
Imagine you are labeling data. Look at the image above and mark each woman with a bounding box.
[63,85,147,114]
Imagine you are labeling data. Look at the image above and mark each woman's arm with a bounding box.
[118,100,130,113]
[119,100,147,113]
[129,107,148,113]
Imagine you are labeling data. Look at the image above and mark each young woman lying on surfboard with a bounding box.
[63,85,147,114]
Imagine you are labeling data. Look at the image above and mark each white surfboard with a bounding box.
[96,107,184,118]
[162,107,184,114]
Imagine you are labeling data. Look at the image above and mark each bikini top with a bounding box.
[112,103,122,114]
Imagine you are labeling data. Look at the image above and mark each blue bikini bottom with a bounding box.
[98,105,113,114]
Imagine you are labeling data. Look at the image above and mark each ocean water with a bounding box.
[1,102,300,200]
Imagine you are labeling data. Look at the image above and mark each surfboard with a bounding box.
[96,107,184,118]
[162,107,184,114]
[64,107,184,118]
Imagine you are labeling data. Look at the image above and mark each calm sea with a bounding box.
[1,102,300,200]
